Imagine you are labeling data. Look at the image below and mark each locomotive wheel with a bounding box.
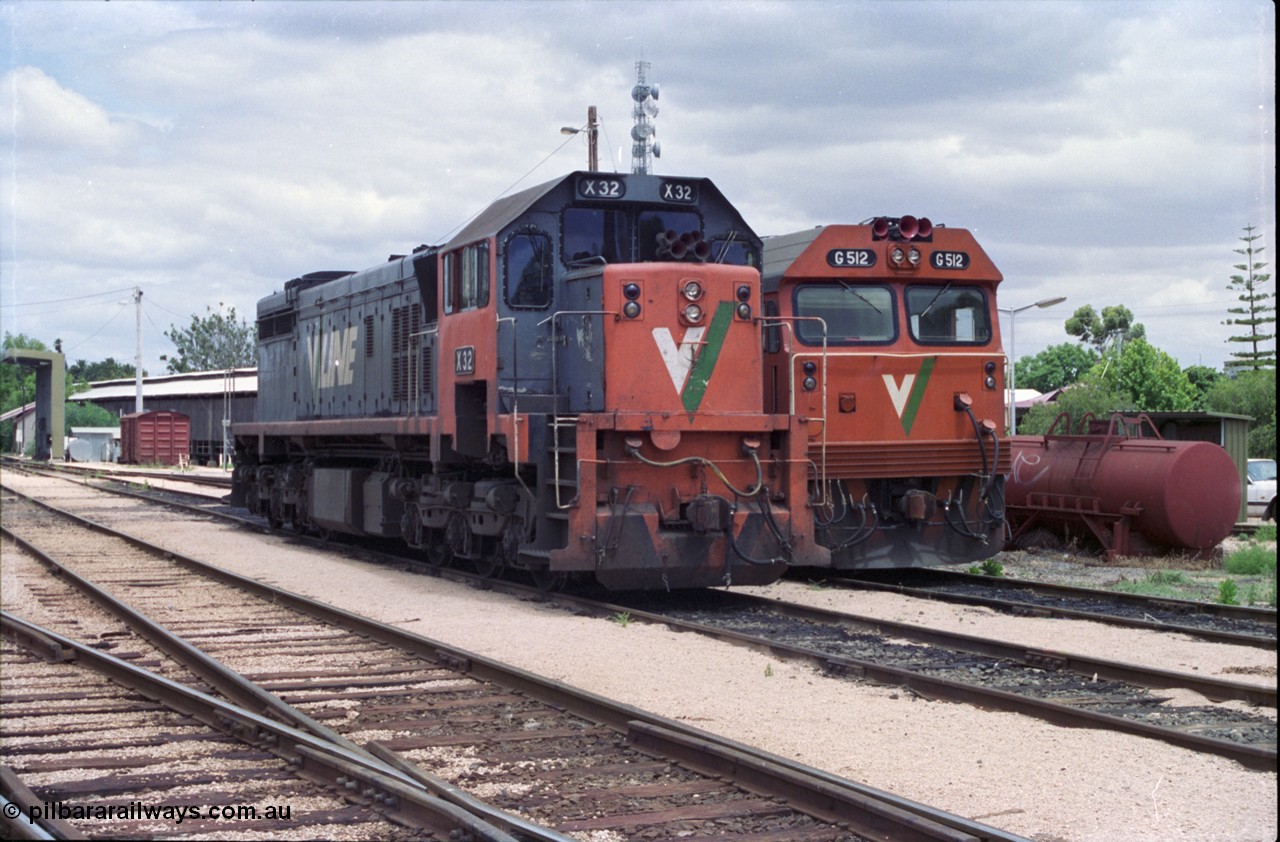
[267,492,284,530]
[473,554,504,579]
[423,530,451,568]
[288,502,307,533]
[530,567,567,592]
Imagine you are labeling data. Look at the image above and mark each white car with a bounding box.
[1246,458,1276,521]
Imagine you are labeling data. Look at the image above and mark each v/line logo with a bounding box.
[881,356,937,435]
[652,301,736,414]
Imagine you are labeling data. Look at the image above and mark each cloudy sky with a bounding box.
[2,0,1275,377]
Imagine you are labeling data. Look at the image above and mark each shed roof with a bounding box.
[68,368,257,402]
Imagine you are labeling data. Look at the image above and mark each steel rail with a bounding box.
[683,589,1276,708]
[0,492,575,842]
[554,593,1277,771]
[0,483,1024,842]
[0,611,520,842]
[1,456,232,489]
[870,563,1280,621]
[824,573,1276,649]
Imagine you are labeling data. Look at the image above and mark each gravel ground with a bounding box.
[1,471,1276,842]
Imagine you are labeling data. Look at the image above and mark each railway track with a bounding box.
[0,615,507,841]
[596,589,1276,769]
[0,481,1019,841]
[12,456,1274,650]
[6,466,1275,769]
[817,569,1276,650]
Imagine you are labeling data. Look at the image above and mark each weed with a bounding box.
[609,611,632,628]
[1110,572,1195,600]
[978,558,1004,577]
[1224,545,1278,576]
[764,663,774,678]
[1217,578,1240,606]
[805,580,829,591]
[967,565,982,575]
[1254,524,1277,542]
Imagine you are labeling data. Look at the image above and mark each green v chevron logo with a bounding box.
[882,356,936,435]
[652,301,735,416]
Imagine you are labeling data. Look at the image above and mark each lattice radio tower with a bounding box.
[630,61,660,174]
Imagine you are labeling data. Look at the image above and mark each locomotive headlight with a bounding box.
[803,376,818,391]
[684,303,704,323]
[736,302,752,320]
[908,248,921,266]
[623,301,642,319]
[890,247,905,265]
[682,280,704,301]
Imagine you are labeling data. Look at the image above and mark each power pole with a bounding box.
[134,286,143,413]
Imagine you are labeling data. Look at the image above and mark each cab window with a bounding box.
[505,232,552,308]
[793,285,895,345]
[905,285,991,344]
[637,210,700,261]
[563,208,628,264]
[444,242,490,314]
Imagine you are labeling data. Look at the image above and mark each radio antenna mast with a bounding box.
[630,61,660,174]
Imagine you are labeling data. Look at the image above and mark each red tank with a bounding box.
[1006,414,1240,556]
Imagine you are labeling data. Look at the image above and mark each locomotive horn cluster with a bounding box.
[655,228,712,262]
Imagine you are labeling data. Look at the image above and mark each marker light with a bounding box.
[736,284,751,301]
[682,280,704,301]
[623,301,642,318]
[736,303,751,320]
[624,283,641,300]
[684,303,704,323]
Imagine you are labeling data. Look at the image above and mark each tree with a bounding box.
[1,334,49,451]
[1205,369,1276,459]
[1064,304,1146,352]
[163,305,257,374]
[1014,343,1099,393]
[1016,338,1197,436]
[68,357,136,384]
[1017,373,1132,436]
[1101,338,1196,412]
[1182,364,1223,411]
[1224,225,1276,371]
[65,401,119,434]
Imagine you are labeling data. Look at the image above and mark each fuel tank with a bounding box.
[1007,416,1240,553]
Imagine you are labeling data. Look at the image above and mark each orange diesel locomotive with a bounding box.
[761,217,1010,568]
[232,171,827,590]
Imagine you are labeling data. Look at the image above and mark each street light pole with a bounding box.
[560,106,599,172]
[999,296,1067,435]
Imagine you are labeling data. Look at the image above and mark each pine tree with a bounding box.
[1224,225,1276,371]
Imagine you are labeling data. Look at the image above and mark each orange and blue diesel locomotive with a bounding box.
[761,217,1011,568]
[231,171,828,590]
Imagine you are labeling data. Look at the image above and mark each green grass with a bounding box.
[1223,545,1277,576]
[1110,571,1194,599]
[1253,524,1276,542]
